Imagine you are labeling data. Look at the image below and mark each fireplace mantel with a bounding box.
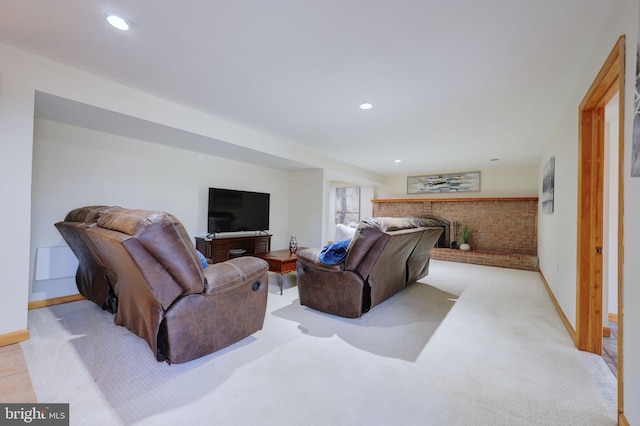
[372,197,538,203]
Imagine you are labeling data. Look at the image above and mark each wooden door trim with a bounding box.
[577,108,604,353]
[615,35,626,421]
[576,35,625,419]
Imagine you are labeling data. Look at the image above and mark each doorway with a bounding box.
[602,93,620,378]
[576,35,624,417]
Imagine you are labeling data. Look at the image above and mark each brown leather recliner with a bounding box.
[296,217,443,318]
[54,205,118,312]
[61,206,269,364]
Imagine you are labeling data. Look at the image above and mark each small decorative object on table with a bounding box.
[459,225,472,251]
[289,236,298,254]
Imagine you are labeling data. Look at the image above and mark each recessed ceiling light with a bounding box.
[106,13,130,31]
[359,103,373,110]
[394,159,402,163]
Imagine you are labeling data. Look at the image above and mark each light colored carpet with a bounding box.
[21,260,616,425]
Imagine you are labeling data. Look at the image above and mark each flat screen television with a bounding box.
[208,188,270,233]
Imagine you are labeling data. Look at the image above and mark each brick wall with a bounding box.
[372,198,537,255]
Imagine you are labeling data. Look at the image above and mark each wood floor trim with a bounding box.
[539,270,577,343]
[28,294,86,310]
[0,330,30,347]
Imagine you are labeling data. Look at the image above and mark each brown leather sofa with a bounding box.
[54,205,117,312]
[57,206,269,364]
[296,217,443,318]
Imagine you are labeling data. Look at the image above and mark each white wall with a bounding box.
[0,58,33,335]
[374,166,538,199]
[287,169,325,248]
[538,0,639,423]
[622,0,640,420]
[30,118,291,301]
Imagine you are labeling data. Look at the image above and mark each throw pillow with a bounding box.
[335,223,357,242]
[196,250,208,269]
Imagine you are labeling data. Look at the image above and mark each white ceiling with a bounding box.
[0,0,619,177]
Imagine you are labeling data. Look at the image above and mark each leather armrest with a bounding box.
[297,248,344,272]
[203,256,269,294]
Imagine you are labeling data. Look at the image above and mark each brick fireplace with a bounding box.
[372,197,539,271]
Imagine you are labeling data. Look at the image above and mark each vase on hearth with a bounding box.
[459,225,472,251]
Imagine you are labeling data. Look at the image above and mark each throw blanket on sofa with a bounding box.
[319,240,350,265]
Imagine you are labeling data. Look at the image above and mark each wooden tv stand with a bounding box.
[195,234,272,264]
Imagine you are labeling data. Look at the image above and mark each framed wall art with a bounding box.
[542,156,555,214]
[633,15,640,177]
[335,186,360,224]
[407,172,480,194]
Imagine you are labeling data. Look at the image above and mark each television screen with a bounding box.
[208,188,270,233]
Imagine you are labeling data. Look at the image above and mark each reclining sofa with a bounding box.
[56,206,269,364]
[54,205,117,312]
[296,217,443,318]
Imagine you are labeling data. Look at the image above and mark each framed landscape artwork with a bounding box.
[542,156,555,214]
[633,16,640,177]
[407,172,480,194]
[335,186,360,224]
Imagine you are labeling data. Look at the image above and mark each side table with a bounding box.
[253,248,305,295]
